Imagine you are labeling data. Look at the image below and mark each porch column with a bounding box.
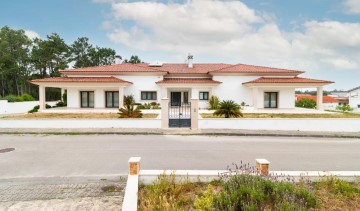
[61,88,66,102]
[39,85,46,110]
[161,97,169,129]
[161,87,167,99]
[191,88,199,130]
[191,98,199,130]
[119,86,124,108]
[316,86,323,110]
[252,87,258,109]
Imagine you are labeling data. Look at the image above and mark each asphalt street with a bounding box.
[0,135,359,179]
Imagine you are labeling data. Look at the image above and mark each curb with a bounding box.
[0,130,359,139]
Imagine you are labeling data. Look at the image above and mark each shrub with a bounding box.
[194,185,217,210]
[152,104,161,109]
[19,93,35,101]
[208,96,220,110]
[212,164,317,210]
[118,95,142,118]
[4,95,18,102]
[150,102,157,106]
[296,98,316,109]
[55,101,66,107]
[28,105,40,113]
[214,100,243,118]
[336,104,353,112]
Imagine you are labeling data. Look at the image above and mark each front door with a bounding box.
[171,92,181,106]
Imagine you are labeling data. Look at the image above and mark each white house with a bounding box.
[348,86,360,112]
[30,55,333,111]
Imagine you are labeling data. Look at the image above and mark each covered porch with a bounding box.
[243,77,333,110]
[30,77,132,110]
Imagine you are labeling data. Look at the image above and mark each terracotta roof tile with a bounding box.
[243,77,333,84]
[59,63,304,74]
[60,63,166,73]
[296,94,338,103]
[156,78,222,84]
[30,77,132,83]
[213,64,304,74]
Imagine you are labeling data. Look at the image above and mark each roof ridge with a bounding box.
[211,63,305,73]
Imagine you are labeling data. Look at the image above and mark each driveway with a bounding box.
[0,135,359,179]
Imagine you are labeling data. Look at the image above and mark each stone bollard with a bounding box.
[256,159,270,176]
[128,157,141,175]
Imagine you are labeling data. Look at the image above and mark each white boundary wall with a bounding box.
[199,118,360,132]
[0,119,161,129]
[0,100,57,115]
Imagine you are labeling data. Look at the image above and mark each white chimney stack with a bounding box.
[115,55,122,64]
[188,53,193,68]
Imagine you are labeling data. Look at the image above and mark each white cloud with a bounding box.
[24,30,40,40]
[103,0,360,76]
[344,0,360,14]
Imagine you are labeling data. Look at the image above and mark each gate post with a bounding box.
[161,98,169,129]
[191,99,199,130]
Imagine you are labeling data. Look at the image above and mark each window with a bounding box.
[199,92,209,100]
[80,91,94,108]
[141,91,157,100]
[105,91,119,108]
[264,92,278,108]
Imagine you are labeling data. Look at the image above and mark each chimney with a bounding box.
[115,55,122,64]
[188,53,193,68]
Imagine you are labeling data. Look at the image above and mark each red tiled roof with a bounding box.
[156,78,222,84]
[296,94,338,103]
[30,77,132,83]
[212,64,304,74]
[243,77,333,84]
[143,63,232,74]
[59,63,303,75]
[60,63,167,73]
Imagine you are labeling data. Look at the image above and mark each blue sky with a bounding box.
[1,0,360,90]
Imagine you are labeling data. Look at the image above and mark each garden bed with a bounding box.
[201,112,360,118]
[1,113,158,119]
[139,173,360,210]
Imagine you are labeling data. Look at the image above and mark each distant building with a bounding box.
[348,86,360,112]
[328,92,349,105]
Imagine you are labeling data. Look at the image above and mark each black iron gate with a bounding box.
[169,102,191,128]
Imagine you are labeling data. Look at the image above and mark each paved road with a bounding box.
[0,135,359,179]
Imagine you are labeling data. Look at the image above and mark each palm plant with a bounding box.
[208,95,220,110]
[118,95,142,118]
[214,100,243,118]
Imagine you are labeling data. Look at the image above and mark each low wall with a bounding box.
[0,100,57,115]
[199,118,360,132]
[0,119,161,129]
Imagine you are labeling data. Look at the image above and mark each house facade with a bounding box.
[30,56,333,111]
[348,86,360,112]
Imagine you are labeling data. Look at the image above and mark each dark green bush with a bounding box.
[55,101,66,107]
[214,100,243,118]
[28,105,40,113]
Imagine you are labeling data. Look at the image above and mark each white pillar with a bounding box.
[119,86,124,108]
[39,85,46,110]
[161,98,169,129]
[252,87,258,109]
[316,86,323,110]
[191,98,199,130]
[191,88,199,99]
[61,88,65,102]
[161,87,168,99]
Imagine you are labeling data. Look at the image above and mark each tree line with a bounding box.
[0,26,141,101]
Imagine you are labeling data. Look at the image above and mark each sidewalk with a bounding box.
[0,128,359,138]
